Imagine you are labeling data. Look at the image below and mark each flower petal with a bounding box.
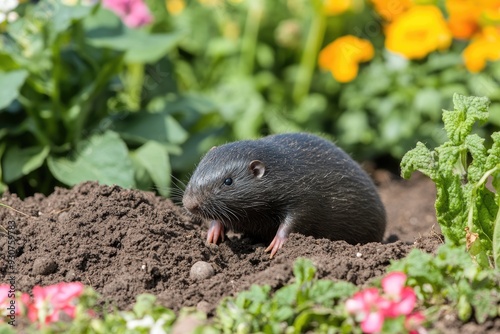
[361,311,384,333]
[382,271,406,297]
[319,35,374,82]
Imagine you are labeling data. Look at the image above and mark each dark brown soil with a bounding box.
[0,172,497,333]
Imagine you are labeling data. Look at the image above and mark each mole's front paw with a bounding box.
[206,220,224,244]
[265,223,290,258]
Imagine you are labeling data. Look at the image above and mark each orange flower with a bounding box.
[323,0,353,15]
[463,26,500,72]
[446,0,500,39]
[370,0,413,21]
[446,0,481,39]
[385,6,452,59]
[319,35,374,83]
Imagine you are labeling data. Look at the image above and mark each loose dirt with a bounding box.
[1,172,498,333]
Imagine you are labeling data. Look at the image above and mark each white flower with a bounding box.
[124,314,167,334]
[126,315,155,329]
[0,0,18,13]
[0,0,18,24]
[7,11,18,22]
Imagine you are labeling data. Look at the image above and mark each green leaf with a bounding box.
[114,112,188,145]
[0,70,28,110]
[400,142,436,180]
[465,134,487,183]
[133,294,157,317]
[2,145,50,183]
[131,141,171,197]
[51,2,94,35]
[401,94,500,265]
[85,9,181,63]
[493,194,500,269]
[293,258,316,285]
[485,132,500,170]
[457,295,472,321]
[47,131,135,188]
[443,94,489,145]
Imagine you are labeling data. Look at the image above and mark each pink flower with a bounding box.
[381,272,416,317]
[405,311,426,334]
[346,271,424,333]
[346,288,385,333]
[0,284,27,317]
[102,0,153,28]
[28,282,84,324]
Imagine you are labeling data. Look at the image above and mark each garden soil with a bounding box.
[1,171,499,333]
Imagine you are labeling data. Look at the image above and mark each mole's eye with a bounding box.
[224,178,233,186]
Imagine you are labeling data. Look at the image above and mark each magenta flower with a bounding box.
[28,282,84,324]
[102,0,153,28]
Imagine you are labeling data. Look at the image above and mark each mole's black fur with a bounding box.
[183,133,386,246]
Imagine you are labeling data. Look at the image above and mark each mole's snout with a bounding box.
[182,195,200,213]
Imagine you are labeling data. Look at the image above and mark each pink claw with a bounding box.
[265,223,290,258]
[207,220,224,244]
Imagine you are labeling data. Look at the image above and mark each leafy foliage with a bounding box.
[0,1,219,196]
[2,1,500,196]
[1,255,498,333]
[401,94,500,268]
[389,244,500,323]
[214,258,358,333]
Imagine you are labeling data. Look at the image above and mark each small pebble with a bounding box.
[65,270,77,281]
[356,252,362,258]
[58,211,69,224]
[190,261,215,281]
[196,300,211,314]
[32,257,58,275]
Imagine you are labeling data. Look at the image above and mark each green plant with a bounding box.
[0,0,219,197]
[214,258,358,333]
[170,1,500,161]
[389,244,500,323]
[401,93,500,268]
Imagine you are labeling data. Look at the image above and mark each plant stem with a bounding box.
[239,0,263,75]
[125,63,144,111]
[0,202,31,218]
[292,2,326,103]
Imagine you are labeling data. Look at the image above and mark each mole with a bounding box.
[182,133,386,257]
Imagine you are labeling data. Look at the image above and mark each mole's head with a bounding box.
[182,142,268,225]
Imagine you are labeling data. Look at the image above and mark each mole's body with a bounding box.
[182,133,386,257]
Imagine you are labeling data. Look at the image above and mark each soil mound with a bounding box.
[5,174,497,331]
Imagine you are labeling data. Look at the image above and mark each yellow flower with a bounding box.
[370,0,413,21]
[323,0,353,15]
[463,26,500,72]
[385,6,452,59]
[318,35,374,83]
[483,3,500,23]
[166,0,185,15]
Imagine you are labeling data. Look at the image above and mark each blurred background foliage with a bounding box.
[0,0,500,197]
